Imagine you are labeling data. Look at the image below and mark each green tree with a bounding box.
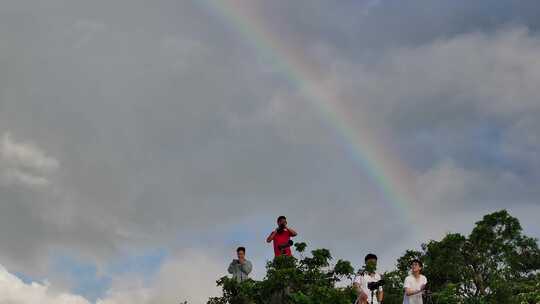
[422,233,470,299]
[209,211,539,304]
[208,242,357,304]
[384,210,540,304]
[514,273,540,304]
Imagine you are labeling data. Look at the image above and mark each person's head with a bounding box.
[236,247,246,260]
[410,259,423,275]
[364,253,378,272]
[277,216,287,228]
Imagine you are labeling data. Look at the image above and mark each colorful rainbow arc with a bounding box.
[199,0,418,224]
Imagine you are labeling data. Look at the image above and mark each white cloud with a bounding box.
[0,264,90,304]
[417,160,476,207]
[98,249,223,304]
[0,248,224,304]
[0,132,59,188]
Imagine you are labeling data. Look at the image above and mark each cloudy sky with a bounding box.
[1,0,540,303]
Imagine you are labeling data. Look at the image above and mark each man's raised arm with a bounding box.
[266,230,277,243]
[287,227,298,237]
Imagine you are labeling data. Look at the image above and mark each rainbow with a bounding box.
[198,0,417,223]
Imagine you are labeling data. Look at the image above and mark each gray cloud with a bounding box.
[0,0,539,299]
[0,132,59,187]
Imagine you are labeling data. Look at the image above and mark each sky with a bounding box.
[1,0,540,303]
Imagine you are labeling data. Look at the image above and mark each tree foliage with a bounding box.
[207,242,356,304]
[383,210,540,304]
[209,210,539,304]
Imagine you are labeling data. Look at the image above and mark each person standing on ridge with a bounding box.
[266,216,297,257]
[403,259,427,304]
[354,253,384,304]
[227,246,252,282]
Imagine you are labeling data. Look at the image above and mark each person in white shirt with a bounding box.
[353,253,384,304]
[403,259,427,304]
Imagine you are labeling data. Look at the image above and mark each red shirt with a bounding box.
[273,229,292,257]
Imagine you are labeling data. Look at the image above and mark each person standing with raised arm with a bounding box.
[266,216,297,257]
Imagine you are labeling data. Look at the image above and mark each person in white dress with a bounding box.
[403,259,427,304]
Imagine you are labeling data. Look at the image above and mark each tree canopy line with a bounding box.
[206,210,540,304]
